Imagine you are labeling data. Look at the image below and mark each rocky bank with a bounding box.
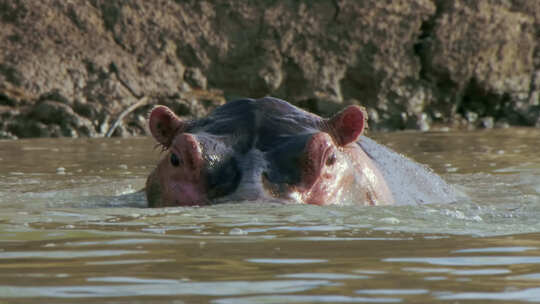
[0,0,538,139]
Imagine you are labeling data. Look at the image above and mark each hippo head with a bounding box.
[146,97,393,207]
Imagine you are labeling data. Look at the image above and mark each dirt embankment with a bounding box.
[0,0,538,139]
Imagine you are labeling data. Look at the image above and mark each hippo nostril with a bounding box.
[170,153,181,167]
[326,152,336,166]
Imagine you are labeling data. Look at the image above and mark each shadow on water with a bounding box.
[1,128,540,303]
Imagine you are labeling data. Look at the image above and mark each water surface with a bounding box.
[1,128,540,303]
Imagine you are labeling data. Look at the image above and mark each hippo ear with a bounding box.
[149,105,184,147]
[328,105,367,146]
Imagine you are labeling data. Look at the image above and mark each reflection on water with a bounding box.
[1,128,540,303]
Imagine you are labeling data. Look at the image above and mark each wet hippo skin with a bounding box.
[146,97,458,207]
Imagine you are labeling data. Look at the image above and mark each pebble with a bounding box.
[480,117,494,129]
[56,167,66,175]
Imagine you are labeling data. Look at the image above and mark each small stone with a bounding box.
[417,113,430,131]
[479,116,494,129]
[184,67,207,89]
[465,111,478,123]
[495,119,510,129]
[0,131,17,139]
[366,107,380,124]
[406,113,431,131]
[56,167,66,175]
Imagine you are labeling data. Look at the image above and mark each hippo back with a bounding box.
[359,136,459,205]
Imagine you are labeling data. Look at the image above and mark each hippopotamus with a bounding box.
[145,97,458,207]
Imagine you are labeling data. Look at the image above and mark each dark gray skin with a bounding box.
[146,97,458,207]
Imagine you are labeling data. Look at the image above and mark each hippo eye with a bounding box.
[170,153,180,167]
[326,153,336,166]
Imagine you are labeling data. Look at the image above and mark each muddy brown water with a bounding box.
[1,128,540,303]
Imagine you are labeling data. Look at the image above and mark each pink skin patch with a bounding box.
[168,182,206,206]
[298,133,334,191]
[163,133,207,206]
[292,132,346,205]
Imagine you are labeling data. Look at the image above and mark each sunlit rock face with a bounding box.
[0,0,538,138]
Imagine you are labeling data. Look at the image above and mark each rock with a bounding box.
[465,111,478,123]
[184,68,207,90]
[29,101,96,137]
[0,130,17,140]
[7,120,57,138]
[30,101,77,125]
[479,116,494,129]
[495,119,510,129]
[0,0,538,137]
[419,0,539,126]
[407,113,431,131]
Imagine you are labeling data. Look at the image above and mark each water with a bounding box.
[1,128,540,303]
